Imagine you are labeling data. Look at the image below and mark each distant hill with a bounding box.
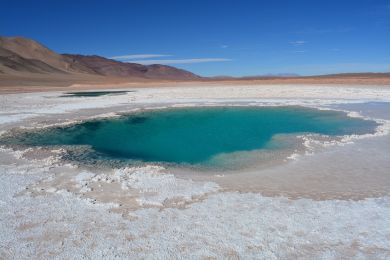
[0,46,66,74]
[0,36,200,81]
[63,54,199,80]
[306,72,390,78]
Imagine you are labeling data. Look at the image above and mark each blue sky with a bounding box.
[1,0,390,76]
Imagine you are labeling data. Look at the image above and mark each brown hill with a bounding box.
[0,46,66,74]
[63,54,200,80]
[145,64,200,80]
[0,36,200,81]
[0,37,96,74]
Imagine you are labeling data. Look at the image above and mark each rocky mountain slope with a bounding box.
[0,36,200,81]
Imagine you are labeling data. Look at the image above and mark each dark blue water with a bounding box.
[1,106,378,167]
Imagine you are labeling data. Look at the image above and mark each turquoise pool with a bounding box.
[1,106,378,168]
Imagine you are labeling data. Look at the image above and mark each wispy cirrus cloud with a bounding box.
[294,27,353,34]
[126,58,231,65]
[290,40,306,46]
[110,54,171,60]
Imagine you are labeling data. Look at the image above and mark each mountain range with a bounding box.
[0,36,200,81]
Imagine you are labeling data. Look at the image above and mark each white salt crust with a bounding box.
[1,84,390,126]
[1,84,390,258]
[1,146,390,259]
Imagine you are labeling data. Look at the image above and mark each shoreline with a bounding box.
[1,87,390,200]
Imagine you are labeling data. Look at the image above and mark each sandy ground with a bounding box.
[1,84,390,259]
[2,75,390,94]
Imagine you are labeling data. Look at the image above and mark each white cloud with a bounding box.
[293,50,306,53]
[290,40,306,46]
[110,54,171,60]
[221,45,228,49]
[127,58,232,65]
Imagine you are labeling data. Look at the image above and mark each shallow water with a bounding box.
[1,106,377,169]
[61,91,131,97]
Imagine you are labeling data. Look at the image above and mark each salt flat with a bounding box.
[1,84,390,259]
